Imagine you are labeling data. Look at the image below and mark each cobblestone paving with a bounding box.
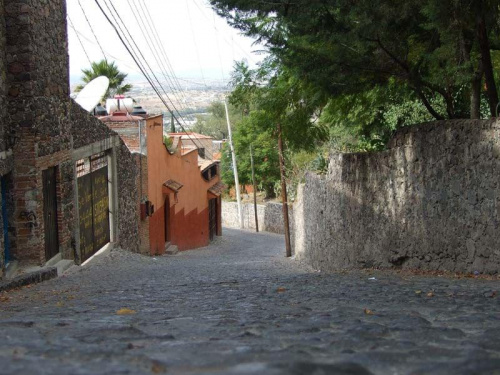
[1,229,500,375]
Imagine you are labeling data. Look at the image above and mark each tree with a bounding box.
[210,0,500,119]
[191,101,242,140]
[75,60,132,99]
[221,112,281,198]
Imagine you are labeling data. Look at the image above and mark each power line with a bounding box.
[192,0,258,65]
[102,0,200,148]
[127,0,192,112]
[186,1,208,88]
[67,14,92,65]
[77,0,107,60]
[68,23,217,88]
[93,0,207,155]
[138,0,200,98]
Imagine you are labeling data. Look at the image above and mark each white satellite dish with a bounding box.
[75,76,110,112]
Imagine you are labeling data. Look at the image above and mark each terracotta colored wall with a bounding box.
[145,116,221,254]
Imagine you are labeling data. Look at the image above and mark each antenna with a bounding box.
[75,76,110,112]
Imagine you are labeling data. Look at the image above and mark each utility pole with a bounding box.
[224,98,243,229]
[250,144,259,233]
[277,122,292,257]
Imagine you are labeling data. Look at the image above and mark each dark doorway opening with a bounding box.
[164,196,171,243]
[43,167,59,261]
[1,174,11,265]
[209,198,217,241]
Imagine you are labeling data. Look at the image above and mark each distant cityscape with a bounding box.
[71,77,230,128]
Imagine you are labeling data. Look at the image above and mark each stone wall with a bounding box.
[0,0,141,268]
[222,201,291,235]
[293,119,500,274]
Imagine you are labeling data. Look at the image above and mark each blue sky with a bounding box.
[66,0,265,84]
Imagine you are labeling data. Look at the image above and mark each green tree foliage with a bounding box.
[210,0,500,119]
[221,60,329,197]
[75,60,132,99]
[221,111,280,198]
[321,81,444,152]
[191,101,242,140]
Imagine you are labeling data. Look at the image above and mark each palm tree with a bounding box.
[75,60,132,99]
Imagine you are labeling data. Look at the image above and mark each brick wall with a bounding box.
[293,119,500,274]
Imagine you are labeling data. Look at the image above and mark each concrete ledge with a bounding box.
[0,267,58,292]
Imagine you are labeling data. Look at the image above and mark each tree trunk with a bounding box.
[414,87,444,120]
[277,122,292,258]
[471,61,484,119]
[477,10,498,117]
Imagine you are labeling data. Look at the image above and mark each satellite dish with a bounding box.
[75,76,110,112]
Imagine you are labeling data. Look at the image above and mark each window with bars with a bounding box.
[76,152,108,178]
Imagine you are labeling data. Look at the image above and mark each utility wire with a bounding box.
[77,0,108,60]
[103,0,204,153]
[127,0,191,112]
[68,21,219,88]
[68,18,224,88]
[94,0,207,155]
[137,0,197,101]
[67,14,92,65]
[67,21,140,73]
[192,0,258,65]
[186,1,208,88]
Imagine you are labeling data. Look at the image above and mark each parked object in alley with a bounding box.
[74,76,110,112]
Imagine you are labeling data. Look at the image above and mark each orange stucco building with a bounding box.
[101,113,223,255]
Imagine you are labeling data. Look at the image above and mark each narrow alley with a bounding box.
[1,229,499,375]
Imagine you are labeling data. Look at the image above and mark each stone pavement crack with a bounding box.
[0,229,499,375]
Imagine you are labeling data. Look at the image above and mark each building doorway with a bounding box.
[43,167,59,261]
[77,153,110,263]
[1,175,11,266]
[164,196,171,243]
[208,198,217,241]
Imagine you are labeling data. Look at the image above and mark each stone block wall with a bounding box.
[293,119,500,274]
[222,201,291,235]
[0,0,141,268]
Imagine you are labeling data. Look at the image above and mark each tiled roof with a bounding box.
[199,158,219,171]
[99,111,143,122]
[163,179,183,193]
[169,132,214,140]
[208,181,226,197]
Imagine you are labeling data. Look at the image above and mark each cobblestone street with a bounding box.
[1,229,500,375]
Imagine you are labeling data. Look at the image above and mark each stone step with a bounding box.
[165,242,179,255]
[55,259,75,276]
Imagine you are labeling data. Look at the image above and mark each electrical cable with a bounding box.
[68,21,219,88]
[77,0,108,61]
[127,0,192,112]
[186,0,208,89]
[103,0,207,154]
[67,14,92,65]
[94,0,208,155]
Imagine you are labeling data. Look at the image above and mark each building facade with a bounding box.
[103,115,223,255]
[0,0,141,278]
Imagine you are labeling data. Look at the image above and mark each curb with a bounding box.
[0,267,58,292]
